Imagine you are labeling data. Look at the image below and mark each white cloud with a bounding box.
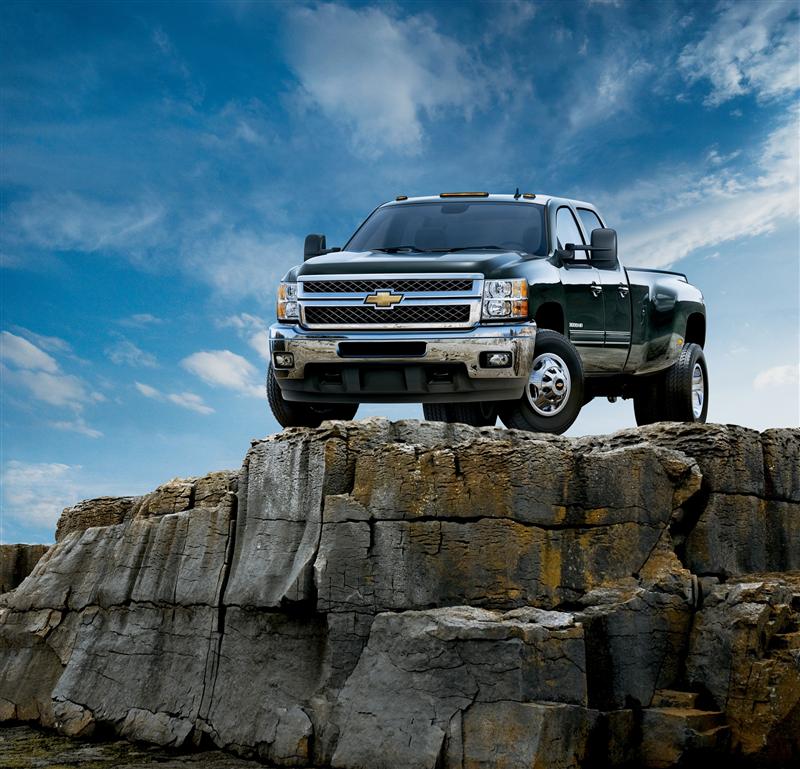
[9,328,74,357]
[1,331,58,372]
[106,339,158,368]
[181,227,301,302]
[221,313,270,361]
[3,367,95,409]
[181,349,263,398]
[135,381,214,415]
[4,192,165,254]
[167,391,215,415]
[3,190,298,304]
[119,313,163,327]
[482,0,538,42]
[151,26,203,105]
[679,2,800,106]
[51,418,103,439]
[753,364,800,391]
[567,58,652,131]
[286,3,488,155]
[2,460,83,529]
[135,381,160,399]
[2,330,104,437]
[600,111,800,267]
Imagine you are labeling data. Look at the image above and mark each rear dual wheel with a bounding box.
[633,342,708,425]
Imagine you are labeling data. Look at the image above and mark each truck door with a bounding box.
[577,208,633,371]
[556,206,605,372]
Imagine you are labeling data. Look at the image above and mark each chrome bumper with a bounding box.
[269,322,537,404]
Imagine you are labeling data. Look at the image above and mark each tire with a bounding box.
[664,342,708,422]
[633,343,708,425]
[423,401,498,427]
[267,366,359,428]
[633,372,666,426]
[498,329,584,434]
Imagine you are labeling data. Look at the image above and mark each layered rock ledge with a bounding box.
[1,419,798,768]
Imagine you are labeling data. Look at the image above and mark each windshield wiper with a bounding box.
[371,246,430,253]
[431,245,508,253]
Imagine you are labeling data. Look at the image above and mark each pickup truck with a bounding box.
[268,192,707,434]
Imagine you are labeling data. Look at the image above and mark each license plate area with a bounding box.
[337,341,427,358]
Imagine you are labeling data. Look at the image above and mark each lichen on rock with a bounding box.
[0,418,797,768]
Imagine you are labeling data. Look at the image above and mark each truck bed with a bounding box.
[626,267,688,283]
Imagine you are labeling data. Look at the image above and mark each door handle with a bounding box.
[618,284,629,297]
[590,282,603,297]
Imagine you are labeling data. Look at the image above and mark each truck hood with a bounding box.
[290,249,532,280]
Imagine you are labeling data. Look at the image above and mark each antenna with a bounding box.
[513,188,521,200]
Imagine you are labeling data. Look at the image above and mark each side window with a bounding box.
[556,207,587,260]
[577,208,603,237]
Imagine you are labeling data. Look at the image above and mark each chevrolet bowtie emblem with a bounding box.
[364,290,404,308]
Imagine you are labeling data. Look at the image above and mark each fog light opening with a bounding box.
[481,351,513,368]
[273,352,295,369]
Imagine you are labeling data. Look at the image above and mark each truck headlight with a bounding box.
[482,279,528,320]
[277,282,299,321]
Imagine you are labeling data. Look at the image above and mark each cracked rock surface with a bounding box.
[1,419,798,768]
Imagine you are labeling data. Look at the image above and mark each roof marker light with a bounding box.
[522,193,536,199]
[395,195,408,201]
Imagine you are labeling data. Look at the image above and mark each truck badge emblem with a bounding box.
[364,290,403,308]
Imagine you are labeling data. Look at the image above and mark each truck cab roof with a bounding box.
[383,193,599,211]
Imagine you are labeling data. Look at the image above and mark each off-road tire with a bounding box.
[267,366,358,428]
[498,329,584,435]
[422,402,498,427]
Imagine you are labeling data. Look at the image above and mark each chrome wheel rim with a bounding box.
[691,362,705,419]
[526,352,571,417]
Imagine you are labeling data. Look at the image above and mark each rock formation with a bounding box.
[0,420,797,768]
[0,544,48,594]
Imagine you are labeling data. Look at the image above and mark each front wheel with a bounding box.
[423,401,498,427]
[498,329,584,434]
[267,366,358,428]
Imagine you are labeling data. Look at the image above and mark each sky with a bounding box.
[1,0,798,543]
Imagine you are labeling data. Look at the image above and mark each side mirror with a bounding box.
[304,234,341,260]
[304,234,327,260]
[590,228,617,266]
[555,247,576,262]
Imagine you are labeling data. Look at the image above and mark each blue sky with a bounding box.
[2,0,798,543]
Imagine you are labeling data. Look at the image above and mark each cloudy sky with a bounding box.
[2,0,798,543]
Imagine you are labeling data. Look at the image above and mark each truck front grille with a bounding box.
[303,278,474,294]
[304,305,471,326]
[298,273,482,330]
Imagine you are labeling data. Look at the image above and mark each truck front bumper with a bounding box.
[269,322,537,404]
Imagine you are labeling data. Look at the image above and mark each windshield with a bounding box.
[346,201,547,255]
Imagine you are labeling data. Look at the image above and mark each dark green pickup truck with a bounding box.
[268,192,707,434]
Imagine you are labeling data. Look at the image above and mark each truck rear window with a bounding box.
[346,201,547,256]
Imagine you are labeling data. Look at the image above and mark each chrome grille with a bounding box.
[303,278,474,294]
[298,273,482,330]
[305,305,471,326]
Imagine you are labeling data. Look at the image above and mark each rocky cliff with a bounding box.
[0,419,798,768]
[0,545,48,594]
